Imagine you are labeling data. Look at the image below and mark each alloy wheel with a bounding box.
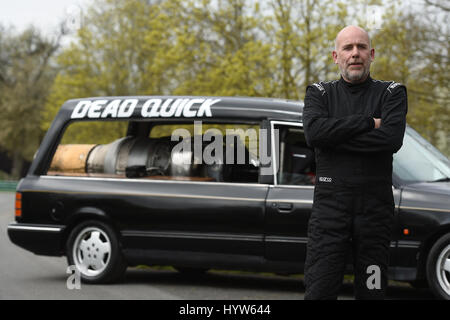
[72,227,112,277]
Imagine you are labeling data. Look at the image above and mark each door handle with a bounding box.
[276,202,293,212]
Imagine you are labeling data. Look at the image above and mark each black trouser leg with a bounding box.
[304,183,393,300]
[352,184,394,300]
[304,185,352,300]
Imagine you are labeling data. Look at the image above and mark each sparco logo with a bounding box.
[319,177,332,183]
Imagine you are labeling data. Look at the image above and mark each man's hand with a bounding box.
[373,118,381,129]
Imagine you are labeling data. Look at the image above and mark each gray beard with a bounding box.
[341,66,370,83]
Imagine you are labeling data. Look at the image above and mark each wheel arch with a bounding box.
[62,206,120,255]
[417,225,450,280]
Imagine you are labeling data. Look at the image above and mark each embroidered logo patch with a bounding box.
[387,82,401,93]
[312,83,326,95]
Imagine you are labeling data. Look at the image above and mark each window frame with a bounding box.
[44,117,266,186]
[270,120,314,188]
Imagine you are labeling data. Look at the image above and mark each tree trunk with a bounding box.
[11,151,24,179]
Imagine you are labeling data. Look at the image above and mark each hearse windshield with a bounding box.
[393,126,450,184]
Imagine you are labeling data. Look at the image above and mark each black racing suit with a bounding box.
[302,75,407,299]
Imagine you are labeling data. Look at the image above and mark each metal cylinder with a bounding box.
[50,137,215,178]
[49,144,96,173]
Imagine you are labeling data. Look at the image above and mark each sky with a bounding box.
[0,0,439,36]
[0,0,91,35]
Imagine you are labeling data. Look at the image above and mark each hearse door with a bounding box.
[127,180,268,257]
[122,121,268,264]
[265,122,315,263]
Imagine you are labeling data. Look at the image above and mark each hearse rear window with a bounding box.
[47,120,261,183]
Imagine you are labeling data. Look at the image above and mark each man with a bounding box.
[302,25,408,300]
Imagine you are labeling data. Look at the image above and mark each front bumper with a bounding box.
[7,223,65,256]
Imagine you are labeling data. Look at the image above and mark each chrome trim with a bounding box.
[20,189,266,202]
[269,185,314,190]
[399,206,450,213]
[29,186,311,204]
[266,199,313,204]
[271,121,278,185]
[40,175,269,188]
[397,240,421,249]
[212,106,302,117]
[265,238,398,248]
[270,121,304,186]
[270,121,304,127]
[8,223,63,233]
[121,230,263,242]
[265,236,308,244]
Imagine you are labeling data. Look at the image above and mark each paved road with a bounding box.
[0,192,435,300]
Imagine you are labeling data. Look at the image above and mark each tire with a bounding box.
[426,233,450,300]
[66,220,127,284]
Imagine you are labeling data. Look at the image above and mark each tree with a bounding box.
[370,1,449,155]
[43,0,177,126]
[44,0,276,119]
[43,0,448,156]
[171,0,277,97]
[268,0,349,99]
[0,27,60,178]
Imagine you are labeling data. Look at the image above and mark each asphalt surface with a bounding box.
[0,192,436,300]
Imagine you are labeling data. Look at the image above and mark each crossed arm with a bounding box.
[302,85,408,153]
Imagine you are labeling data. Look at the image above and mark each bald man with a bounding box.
[302,26,408,300]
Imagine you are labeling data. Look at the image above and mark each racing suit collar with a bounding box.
[339,74,372,92]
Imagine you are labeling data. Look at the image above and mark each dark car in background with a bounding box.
[7,96,450,299]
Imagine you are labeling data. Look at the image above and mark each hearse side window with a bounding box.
[47,121,128,177]
[47,120,260,184]
[149,123,260,183]
[274,124,316,185]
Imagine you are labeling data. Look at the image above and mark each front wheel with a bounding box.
[66,220,127,284]
[426,234,450,300]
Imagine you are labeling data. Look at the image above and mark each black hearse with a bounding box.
[7,96,450,299]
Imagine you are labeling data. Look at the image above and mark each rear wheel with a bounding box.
[66,220,127,284]
[426,234,450,300]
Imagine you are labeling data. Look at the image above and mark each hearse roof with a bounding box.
[59,96,304,122]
